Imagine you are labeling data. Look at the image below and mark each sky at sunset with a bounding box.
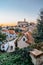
[0,0,43,26]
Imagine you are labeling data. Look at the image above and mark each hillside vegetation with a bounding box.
[0,48,34,65]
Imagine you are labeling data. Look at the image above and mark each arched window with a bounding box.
[23,38,25,41]
[10,46,13,50]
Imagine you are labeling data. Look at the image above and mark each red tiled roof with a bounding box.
[8,30,15,34]
[2,30,8,33]
[2,30,15,34]
[30,49,43,58]
[24,32,34,44]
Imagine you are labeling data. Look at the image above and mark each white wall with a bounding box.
[30,54,37,65]
[18,36,29,48]
[30,54,43,65]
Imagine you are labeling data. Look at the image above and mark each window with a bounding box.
[10,36,12,37]
[10,46,13,50]
[23,38,25,41]
[2,45,4,48]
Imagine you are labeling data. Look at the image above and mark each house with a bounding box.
[18,35,29,48]
[17,19,29,31]
[2,30,17,41]
[18,19,29,27]
[7,40,15,52]
[17,32,34,48]
[30,49,43,65]
[2,26,8,30]
[0,40,9,51]
[8,30,17,39]
[28,22,37,33]
[7,38,18,52]
[1,42,9,51]
[1,38,18,52]
[24,32,34,44]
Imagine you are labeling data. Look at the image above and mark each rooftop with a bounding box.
[8,30,15,34]
[30,49,43,58]
[2,30,15,34]
[24,32,34,44]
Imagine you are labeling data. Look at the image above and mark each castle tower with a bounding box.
[24,18,26,22]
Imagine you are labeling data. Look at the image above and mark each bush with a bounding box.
[0,48,34,65]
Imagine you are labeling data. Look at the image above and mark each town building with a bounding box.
[18,35,29,48]
[1,38,18,52]
[29,22,37,33]
[18,19,29,27]
[30,49,43,65]
[2,30,17,41]
[24,32,34,44]
[17,19,29,31]
[17,32,34,48]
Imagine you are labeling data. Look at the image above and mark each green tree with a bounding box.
[0,32,6,41]
[0,26,2,30]
[0,32,6,49]
[33,10,43,43]
[0,47,34,65]
[14,28,19,32]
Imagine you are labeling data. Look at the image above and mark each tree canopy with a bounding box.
[33,10,43,43]
[0,32,6,42]
[0,26,2,30]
